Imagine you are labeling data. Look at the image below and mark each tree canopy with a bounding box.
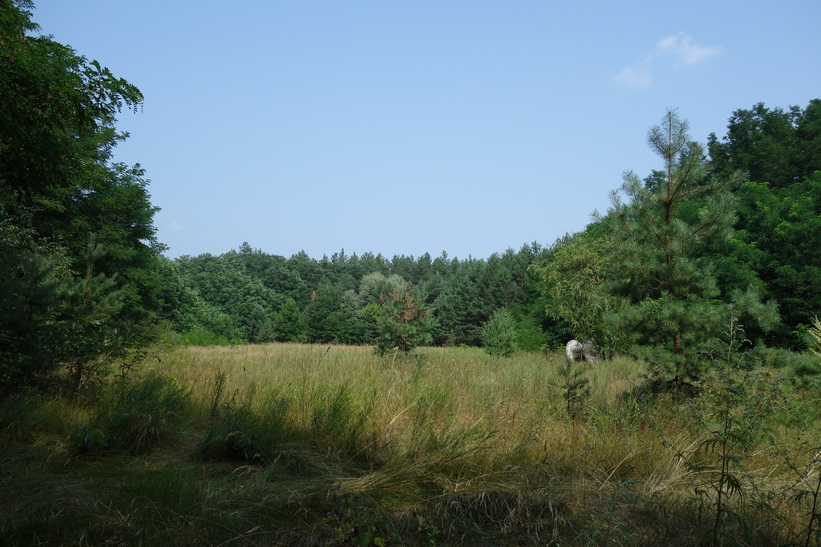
[1,0,163,393]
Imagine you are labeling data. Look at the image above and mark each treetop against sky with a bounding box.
[31,0,821,259]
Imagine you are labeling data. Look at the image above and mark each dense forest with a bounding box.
[2,0,820,394]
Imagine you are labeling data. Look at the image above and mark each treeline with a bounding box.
[157,244,556,350]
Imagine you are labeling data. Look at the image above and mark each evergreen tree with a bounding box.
[376,288,434,354]
[431,263,489,346]
[598,110,764,378]
[481,309,519,357]
[274,298,304,342]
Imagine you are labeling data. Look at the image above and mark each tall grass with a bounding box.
[2,342,819,544]
[159,344,652,469]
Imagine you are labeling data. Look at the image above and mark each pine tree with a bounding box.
[376,288,433,354]
[274,298,304,342]
[598,110,747,379]
[481,309,519,357]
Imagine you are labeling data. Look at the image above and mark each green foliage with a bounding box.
[172,253,281,343]
[357,301,382,344]
[60,235,126,393]
[733,174,821,345]
[431,262,489,346]
[597,110,767,379]
[160,243,550,352]
[0,1,163,392]
[0,223,67,391]
[708,100,821,344]
[708,100,821,189]
[74,372,190,453]
[481,309,519,357]
[416,514,440,546]
[304,283,363,344]
[358,271,409,305]
[156,258,240,342]
[657,317,794,545]
[376,288,434,354]
[507,305,553,352]
[532,232,621,357]
[274,297,304,342]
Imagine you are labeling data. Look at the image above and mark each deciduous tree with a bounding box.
[0,1,163,392]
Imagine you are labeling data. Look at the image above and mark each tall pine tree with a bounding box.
[597,110,773,379]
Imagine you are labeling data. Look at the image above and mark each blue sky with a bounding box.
[32,1,821,260]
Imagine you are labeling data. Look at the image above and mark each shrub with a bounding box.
[376,288,433,354]
[482,309,519,357]
[178,327,233,346]
[73,372,190,453]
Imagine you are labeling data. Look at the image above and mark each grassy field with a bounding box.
[1,343,820,545]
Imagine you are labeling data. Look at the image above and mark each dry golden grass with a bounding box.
[156,343,821,542]
[4,342,819,545]
[156,343,653,464]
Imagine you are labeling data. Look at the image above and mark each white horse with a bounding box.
[566,339,596,362]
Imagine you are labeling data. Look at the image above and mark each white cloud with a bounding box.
[168,221,184,232]
[656,33,722,66]
[613,33,721,90]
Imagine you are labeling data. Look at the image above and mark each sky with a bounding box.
[31,1,821,260]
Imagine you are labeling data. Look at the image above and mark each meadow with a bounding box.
[1,343,820,545]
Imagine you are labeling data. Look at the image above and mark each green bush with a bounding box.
[73,372,190,453]
[177,327,233,346]
[481,309,519,357]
